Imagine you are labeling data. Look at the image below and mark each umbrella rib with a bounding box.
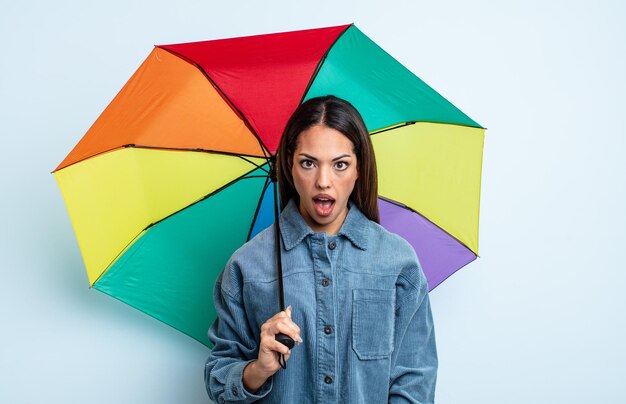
[158,46,272,160]
[238,155,270,172]
[91,228,147,286]
[297,24,353,106]
[52,145,269,173]
[428,255,478,292]
[146,166,268,230]
[370,121,417,136]
[245,177,272,242]
[369,120,485,137]
[93,165,269,285]
[128,144,267,160]
[378,195,479,257]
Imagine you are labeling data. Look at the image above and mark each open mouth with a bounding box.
[313,195,335,216]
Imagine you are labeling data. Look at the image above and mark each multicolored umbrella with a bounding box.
[54,24,484,346]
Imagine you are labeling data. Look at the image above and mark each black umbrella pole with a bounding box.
[271,164,294,368]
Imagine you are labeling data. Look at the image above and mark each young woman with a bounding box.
[205,96,437,403]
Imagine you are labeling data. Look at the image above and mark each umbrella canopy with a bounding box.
[54,24,485,346]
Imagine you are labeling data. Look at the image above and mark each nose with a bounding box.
[316,166,331,189]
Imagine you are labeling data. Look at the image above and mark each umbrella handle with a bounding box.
[275,333,295,370]
[275,333,295,349]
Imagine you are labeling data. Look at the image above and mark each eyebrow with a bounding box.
[297,153,353,161]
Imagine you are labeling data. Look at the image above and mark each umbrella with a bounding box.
[53,23,485,347]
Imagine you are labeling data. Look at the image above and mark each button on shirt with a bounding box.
[205,199,437,403]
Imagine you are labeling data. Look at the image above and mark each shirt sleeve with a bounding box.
[205,265,273,403]
[389,265,438,403]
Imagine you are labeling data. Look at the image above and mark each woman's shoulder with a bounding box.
[362,219,427,290]
[343,204,415,257]
[232,224,277,262]
[366,220,418,260]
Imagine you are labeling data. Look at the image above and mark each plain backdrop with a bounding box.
[1,0,625,402]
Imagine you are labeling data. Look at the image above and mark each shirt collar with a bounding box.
[279,198,369,251]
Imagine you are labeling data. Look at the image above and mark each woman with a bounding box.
[205,95,437,403]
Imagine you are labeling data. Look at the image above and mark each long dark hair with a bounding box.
[276,95,379,223]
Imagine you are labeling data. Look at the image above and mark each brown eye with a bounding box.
[300,160,314,169]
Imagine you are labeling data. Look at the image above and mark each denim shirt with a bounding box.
[205,199,437,403]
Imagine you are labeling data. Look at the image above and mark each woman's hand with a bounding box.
[243,306,302,392]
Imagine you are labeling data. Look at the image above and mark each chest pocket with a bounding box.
[351,289,395,360]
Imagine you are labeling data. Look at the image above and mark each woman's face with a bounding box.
[291,124,358,235]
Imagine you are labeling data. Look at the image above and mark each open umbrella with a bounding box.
[54,24,484,347]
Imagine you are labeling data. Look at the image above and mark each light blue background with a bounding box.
[1,0,624,402]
